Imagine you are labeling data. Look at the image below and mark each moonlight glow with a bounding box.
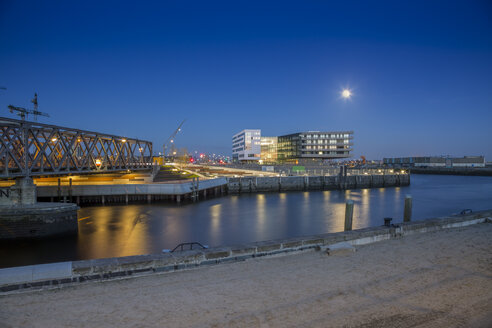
[341,89,352,99]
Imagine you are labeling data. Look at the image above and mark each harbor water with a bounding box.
[1,174,491,268]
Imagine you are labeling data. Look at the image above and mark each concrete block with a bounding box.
[230,245,257,255]
[90,258,120,273]
[255,242,282,253]
[281,239,303,249]
[203,248,231,260]
[326,242,356,256]
[71,260,93,275]
[174,250,205,263]
[153,254,177,268]
[32,262,72,281]
[302,238,324,246]
[117,255,156,271]
[0,266,33,285]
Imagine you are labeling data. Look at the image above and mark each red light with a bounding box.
[190,158,194,163]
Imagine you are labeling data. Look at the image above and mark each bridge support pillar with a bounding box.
[1,177,37,206]
[125,194,129,205]
[147,194,151,204]
[101,195,105,205]
[176,195,181,203]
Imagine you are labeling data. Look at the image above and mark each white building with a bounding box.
[232,129,261,162]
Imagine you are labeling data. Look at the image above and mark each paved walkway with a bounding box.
[1,224,491,327]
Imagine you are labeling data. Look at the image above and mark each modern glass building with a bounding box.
[260,137,278,163]
[277,131,354,162]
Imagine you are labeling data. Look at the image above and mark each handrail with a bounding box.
[168,242,209,253]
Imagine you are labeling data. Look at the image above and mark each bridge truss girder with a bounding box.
[0,117,153,178]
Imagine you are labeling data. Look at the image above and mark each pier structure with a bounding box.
[34,171,409,206]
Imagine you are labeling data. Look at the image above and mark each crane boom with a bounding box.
[163,120,186,157]
[7,93,50,121]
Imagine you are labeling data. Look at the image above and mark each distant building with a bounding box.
[383,156,485,168]
[232,130,354,163]
[277,131,354,163]
[232,129,261,162]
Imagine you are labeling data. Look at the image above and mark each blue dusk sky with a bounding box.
[0,0,491,160]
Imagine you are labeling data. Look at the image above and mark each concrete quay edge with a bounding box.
[1,210,491,294]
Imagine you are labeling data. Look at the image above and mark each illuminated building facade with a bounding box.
[260,137,278,163]
[232,129,261,162]
[277,131,354,163]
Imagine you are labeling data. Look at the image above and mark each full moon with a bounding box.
[341,89,352,99]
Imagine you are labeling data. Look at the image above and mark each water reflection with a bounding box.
[1,175,492,268]
[256,194,267,239]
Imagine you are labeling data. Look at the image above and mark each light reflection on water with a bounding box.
[1,174,492,268]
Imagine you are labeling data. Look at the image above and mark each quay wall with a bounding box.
[0,204,79,240]
[34,174,409,205]
[1,209,489,293]
[410,167,492,176]
[228,174,409,193]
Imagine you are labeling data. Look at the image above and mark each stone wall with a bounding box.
[227,174,410,193]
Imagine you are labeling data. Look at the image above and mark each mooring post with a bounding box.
[69,178,73,203]
[57,178,61,202]
[344,200,354,231]
[192,177,197,201]
[404,195,412,222]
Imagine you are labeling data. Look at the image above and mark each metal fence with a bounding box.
[0,117,152,178]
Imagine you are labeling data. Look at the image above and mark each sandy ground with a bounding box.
[1,223,491,328]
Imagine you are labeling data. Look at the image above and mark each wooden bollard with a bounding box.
[69,178,73,203]
[57,178,61,202]
[404,195,412,222]
[344,200,354,231]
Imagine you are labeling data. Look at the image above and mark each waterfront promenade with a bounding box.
[1,222,491,327]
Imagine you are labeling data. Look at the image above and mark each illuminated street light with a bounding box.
[121,138,127,143]
[51,137,57,142]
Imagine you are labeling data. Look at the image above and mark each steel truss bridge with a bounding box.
[0,117,153,178]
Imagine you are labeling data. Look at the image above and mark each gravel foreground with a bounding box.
[1,223,491,328]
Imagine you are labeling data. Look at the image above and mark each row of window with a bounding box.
[303,145,349,150]
[302,139,349,145]
[300,133,351,139]
[301,151,349,155]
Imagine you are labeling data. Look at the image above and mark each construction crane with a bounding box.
[8,93,50,121]
[163,119,186,158]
